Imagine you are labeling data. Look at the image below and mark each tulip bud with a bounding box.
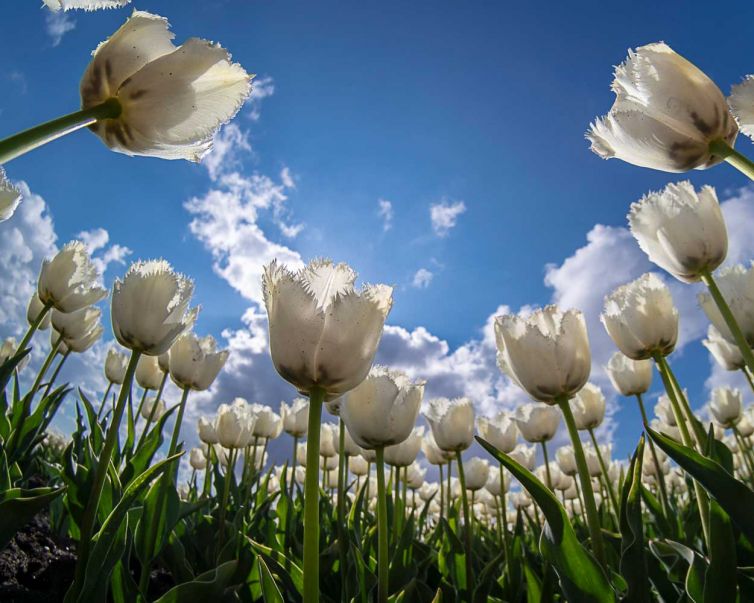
[52,306,101,340]
[582,444,603,477]
[319,423,338,457]
[421,431,451,465]
[189,447,207,470]
[484,469,509,496]
[738,416,754,438]
[477,412,517,453]
[251,404,283,439]
[495,306,591,404]
[587,42,737,173]
[281,398,309,437]
[348,454,369,476]
[513,403,560,443]
[38,241,107,313]
[296,442,308,467]
[81,11,251,162]
[508,444,536,471]
[555,445,577,476]
[384,427,424,467]
[605,352,652,396]
[0,168,21,223]
[463,457,490,491]
[702,325,746,371]
[729,76,754,143]
[140,396,165,421]
[320,454,338,471]
[262,259,393,400]
[216,402,254,448]
[169,332,228,391]
[699,263,754,347]
[424,397,475,452]
[112,259,198,355]
[27,293,51,330]
[629,182,727,283]
[654,395,677,426]
[135,354,164,390]
[709,387,743,428]
[104,347,128,384]
[198,415,219,444]
[61,324,103,353]
[419,481,439,502]
[571,383,606,431]
[602,273,678,360]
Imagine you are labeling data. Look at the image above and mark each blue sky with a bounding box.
[3,0,754,465]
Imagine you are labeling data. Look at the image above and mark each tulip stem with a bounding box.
[455,451,473,596]
[0,99,122,164]
[42,349,69,399]
[97,381,113,421]
[13,303,52,364]
[743,368,754,396]
[290,436,298,499]
[375,447,389,603]
[654,355,712,548]
[71,350,140,596]
[556,397,607,568]
[732,426,754,486]
[587,428,620,525]
[438,464,444,523]
[135,372,168,451]
[710,138,754,182]
[701,270,754,378]
[540,441,552,490]
[337,420,347,601]
[215,446,236,561]
[636,393,672,520]
[303,387,324,603]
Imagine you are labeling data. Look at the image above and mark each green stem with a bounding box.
[13,303,51,362]
[743,368,754,396]
[588,428,620,524]
[375,447,389,603]
[541,441,552,490]
[446,458,452,517]
[636,393,672,520]
[96,381,113,421]
[438,464,444,523]
[455,451,473,596]
[42,349,69,398]
[337,420,347,601]
[303,388,324,603]
[0,99,122,164]
[203,446,214,497]
[710,138,754,181]
[701,270,754,377]
[135,372,168,451]
[556,397,607,567]
[290,436,298,499]
[73,350,140,593]
[215,446,236,561]
[135,388,149,427]
[732,426,754,486]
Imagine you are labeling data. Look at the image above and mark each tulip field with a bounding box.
[8,3,754,603]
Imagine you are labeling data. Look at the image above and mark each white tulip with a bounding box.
[81,11,251,161]
[189,447,206,470]
[319,423,338,457]
[216,403,254,449]
[463,457,490,491]
[419,481,439,502]
[495,306,591,404]
[0,339,26,371]
[135,354,164,390]
[348,455,369,476]
[158,351,171,373]
[384,427,424,467]
[424,397,475,453]
[0,168,21,223]
[38,241,107,313]
[52,306,101,341]
[111,259,198,355]
[198,416,218,444]
[508,444,536,471]
[587,42,737,172]
[320,454,338,471]
[27,293,52,330]
[44,0,130,10]
[340,366,423,449]
[281,398,309,437]
[104,347,128,384]
[582,444,603,477]
[605,352,652,396]
[56,324,103,353]
[477,412,517,453]
[341,424,362,456]
[556,445,577,476]
[709,387,742,428]
[601,273,678,360]
[484,469,510,496]
[404,462,426,489]
[511,490,532,509]
[421,431,451,465]
[169,332,228,391]
[571,383,606,430]
[296,442,308,467]
[699,263,754,347]
[702,325,745,371]
[251,404,283,439]
[729,76,754,142]
[360,448,377,463]
[651,418,682,442]
[654,395,677,426]
[514,403,560,443]
[262,258,393,400]
[629,182,727,283]
[140,396,166,421]
[737,416,754,437]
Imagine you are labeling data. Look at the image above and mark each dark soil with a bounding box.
[0,512,76,602]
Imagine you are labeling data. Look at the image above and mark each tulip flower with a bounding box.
[425,397,475,452]
[52,306,100,341]
[629,182,727,283]
[709,387,743,428]
[198,416,219,445]
[463,457,490,491]
[281,398,309,438]
[251,404,283,440]
[43,0,130,10]
[169,332,228,392]
[27,293,52,332]
[571,384,606,431]
[112,260,197,356]
[477,412,518,453]
[0,168,20,222]
[495,306,591,404]
[0,338,17,366]
[135,354,164,418]
[139,396,166,422]
[349,455,369,477]
[216,402,254,450]
[384,426,424,467]
[587,42,738,173]
[727,77,754,178]
[514,403,560,489]
[703,325,746,372]
[38,241,107,315]
[605,352,652,397]
[405,462,426,490]
[508,444,536,471]
[104,347,128,386]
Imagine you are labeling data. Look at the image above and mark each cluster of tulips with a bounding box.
[6,1,754,600]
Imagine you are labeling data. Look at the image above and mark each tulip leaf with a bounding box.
[153,560,240,602]
[476,436,615,603]
[618,436,650,603]
[247,537,304,595]
[0,486,65,549]
[257,556,285,603]
[704,498,738,602]
[647,427,754,543]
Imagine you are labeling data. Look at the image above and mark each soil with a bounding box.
[0,512,76,602]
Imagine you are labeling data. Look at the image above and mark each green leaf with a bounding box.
[0,486,64,549]
[247,537,304,595]
[704,498,738,602]
[477,436,615,603]
[648,427,754,543]
[618,436,650,603]
[257,557,284,603]
[154,560,240,602]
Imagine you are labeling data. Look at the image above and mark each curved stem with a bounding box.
[303,387,324,603]
[710,138,754,181]
[455,451,473,596]
[0,99,122,164]
[375,447,388,603]
[636,393,672,520]
[96,381,113,421]
[556,397,606,567]
[42,349,69,398]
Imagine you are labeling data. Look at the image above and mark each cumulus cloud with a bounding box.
[248,75,275,121]
[430,200,466,237]
[45,11,75,47]
[411,268,433,289]
[377,199,393,231]
[77,227,132,278]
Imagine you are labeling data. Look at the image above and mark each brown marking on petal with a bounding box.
[104,59,113,83]
[129,89,148,100]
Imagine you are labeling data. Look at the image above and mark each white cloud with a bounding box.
[203,124,252,182]
[45,11,75,47]
[411,268,433,289]
[77,227,133,278]
[248,75,275,121]
[430,200,466,237]
[377,199,393,231]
